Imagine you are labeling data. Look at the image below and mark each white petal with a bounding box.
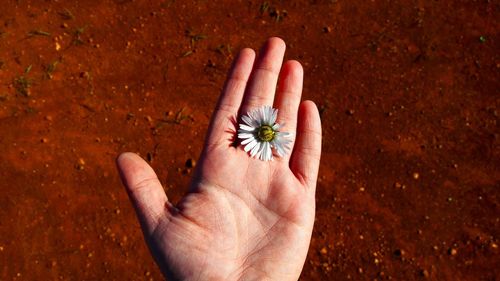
[266,142,273,161]
[238,130,253,135]
[272,123,280,130]
[258,141,268,159]
[277,144,285,157]
[259,142,270,161]
[251,117,260,127]
[270,108,278,124]
[281,141,292,151]
[273,135,282,143]
[259,142,267,160]
[272,136,292,157]
[239,124,255,132]
[250,142,261,157]
[260,142,267,160]
[242,115,253,126]
[254,147,262,159]
[238,133,254,139]
[262,106,269,124]
[244,139,258,152]
[251,108,258,121]
[241,137,255,145]
[282,142,291,151]
[270,140,276,148]
[248,110,258,127]
[258,107,266,125]
[266,106,274,124]
[272,141,283,157]
[276,131,292,138]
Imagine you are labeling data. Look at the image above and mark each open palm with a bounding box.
[117,38,322,281]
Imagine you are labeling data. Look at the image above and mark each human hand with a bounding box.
[116,37,322,281]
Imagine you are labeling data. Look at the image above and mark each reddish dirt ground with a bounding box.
[0,1,498,280]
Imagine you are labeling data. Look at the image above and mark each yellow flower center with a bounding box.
[257,125,275,142]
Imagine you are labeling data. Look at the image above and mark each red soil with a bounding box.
[0,1,498,280]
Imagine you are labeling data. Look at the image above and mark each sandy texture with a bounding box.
[0,1,498,280]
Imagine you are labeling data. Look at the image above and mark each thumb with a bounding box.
[116,152,170,233]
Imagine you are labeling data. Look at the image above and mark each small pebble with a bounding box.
[419,269,429,278]
[448,248,457,256]
[320,247,327,255]
[76,158,85,170]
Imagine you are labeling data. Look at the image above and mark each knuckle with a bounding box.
[131,177,160,193]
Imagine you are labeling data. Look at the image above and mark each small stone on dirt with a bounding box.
[76,158,85,170]
[419,269,429,278]
[320,247,327,255]
[448,248,457,256]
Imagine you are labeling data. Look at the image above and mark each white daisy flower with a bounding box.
[238,106,292,161]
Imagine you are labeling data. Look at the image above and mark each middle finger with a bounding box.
[239,37,286,114]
